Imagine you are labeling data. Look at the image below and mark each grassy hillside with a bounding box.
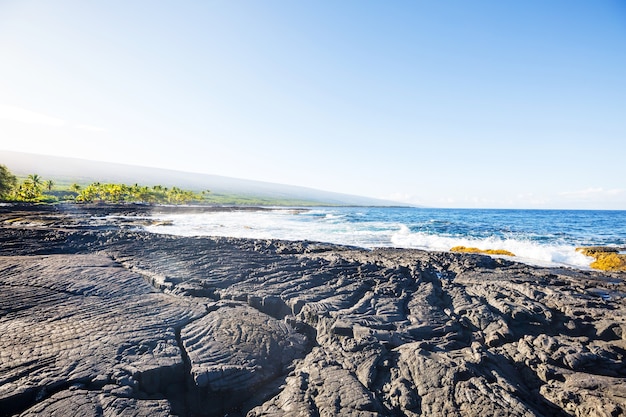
[1,151,407,207]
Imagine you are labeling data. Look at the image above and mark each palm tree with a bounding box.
[27,174,42,191]
[44,179,54,191]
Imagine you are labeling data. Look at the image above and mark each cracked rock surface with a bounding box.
[1,204,625,416]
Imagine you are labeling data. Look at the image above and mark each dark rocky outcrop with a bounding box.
[1,205,625,416]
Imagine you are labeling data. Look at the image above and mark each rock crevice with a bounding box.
[1,206,625,416]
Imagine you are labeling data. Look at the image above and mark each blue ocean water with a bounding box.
[145,207,626,269]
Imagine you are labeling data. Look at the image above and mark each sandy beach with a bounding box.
[1,204,625,416]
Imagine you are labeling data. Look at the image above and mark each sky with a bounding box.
[0,1,625,209]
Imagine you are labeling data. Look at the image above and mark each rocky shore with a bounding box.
[1,204,625,416]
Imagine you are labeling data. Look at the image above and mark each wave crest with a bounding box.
[391,226,592,268]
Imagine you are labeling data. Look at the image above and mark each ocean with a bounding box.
[144,207,626,269]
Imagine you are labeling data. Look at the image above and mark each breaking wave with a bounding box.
[144,207,626,269]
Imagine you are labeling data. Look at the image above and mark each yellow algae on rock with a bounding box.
[576,246,619,257]
[450,246,516,257]
[576,247,626,272]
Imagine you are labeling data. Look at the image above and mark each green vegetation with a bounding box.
[450,246,516,257]
[0,164,206,204]
[75,183,203,204]
[9,171,57,202]
[199,192,332,207]
[0,164,344,206]
[0,165,17,199]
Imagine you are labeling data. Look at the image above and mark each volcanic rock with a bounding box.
[0,204,625,416]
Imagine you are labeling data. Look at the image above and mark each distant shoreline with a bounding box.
[2,150,407,207]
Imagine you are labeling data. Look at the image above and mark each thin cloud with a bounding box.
[384,193,429,207]
[74,124,107,133]
[514,193,548,206]
[560,188,625,199]
[0,104,66,127]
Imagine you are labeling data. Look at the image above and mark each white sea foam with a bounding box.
[144,209,596,269]
[390,225,593,268]
[144,210,391,250]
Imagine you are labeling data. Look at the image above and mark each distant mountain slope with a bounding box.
[0,151,406,206]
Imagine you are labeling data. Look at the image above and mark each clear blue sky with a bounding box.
[1,1,625,209]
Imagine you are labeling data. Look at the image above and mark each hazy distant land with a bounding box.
[1,151,407,207]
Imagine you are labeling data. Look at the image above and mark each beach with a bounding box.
[1,204,625,416]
